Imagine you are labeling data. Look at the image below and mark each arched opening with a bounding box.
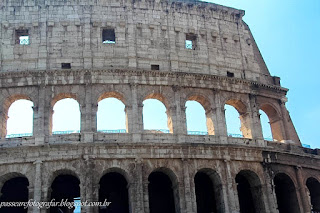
[143,97,170,133]
[186,97,214,135]
[50,174,80,213]
[306,177,320,212]
[225,105,242,138]
[259,110,273,141]
[6,99,34,138]
[194,170,224,213]
[260,104,284,141]
[148,171,177,213]
[99,172,129,213]
[274,173,300,213]
[0,176,29,213]
[225,99,252,138]
[235,170,265,213]
[97,97,127,133]
[52,98,81,135]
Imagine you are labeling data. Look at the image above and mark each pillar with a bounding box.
[223,159,239,213]
[134,158,145,213]
[182,159,194,213]
[128,83,143,142]
[295,166,310,213]
[33,160,43,213]
[213,91,228,138]
[248,94,264,140]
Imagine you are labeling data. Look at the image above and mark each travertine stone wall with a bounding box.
[1,0,272,84]
[0,1,317,213]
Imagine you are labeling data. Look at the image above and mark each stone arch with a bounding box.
[50,93,80,134]
[143,93,173,133]
[274,172,300,213]
[97,92,128,133]
[186,95,215,135]
[306,177,320,212]
[99,168,131,213]
[148,167,181,213]
[235,170,266,213]
[1,94,34,138]
[49,169,81,213]
[0,172,29,213]
[48,169,80,189]
[260,103,285,141]
[225,99,252,138]
[0,172,29,191]
[194,168,224,213]
[97,91,126,105]
[99,167,132,186]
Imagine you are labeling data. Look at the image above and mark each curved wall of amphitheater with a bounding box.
[0,0,319,213]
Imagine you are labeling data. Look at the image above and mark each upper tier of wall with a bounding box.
[0,0,275,85]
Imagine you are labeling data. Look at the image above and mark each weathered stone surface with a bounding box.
[0,0,318,213]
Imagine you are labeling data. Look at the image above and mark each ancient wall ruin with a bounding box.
[0,0,319,213]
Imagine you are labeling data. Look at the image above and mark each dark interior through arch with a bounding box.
[236,173,256,213]
[99,172,129,213]
[148,171,176,213]
[195,172,223,213]
[235,171,266,213]
[274,173,300,213]
[306,177,320,212]
[0,177,29,213]
[50,174,80,213]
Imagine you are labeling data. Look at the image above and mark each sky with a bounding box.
[5,0,320,148]
[203,0,320,148]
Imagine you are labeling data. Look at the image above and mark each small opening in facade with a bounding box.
[151,65,160,70]
[16,29,29,45]
[186,34,197,50]
[102,29,116,44]
[61,63,71,69]
[223,38,227,43]
[227,71,234,77]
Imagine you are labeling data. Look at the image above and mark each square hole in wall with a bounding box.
[227,71,234,77]
[151,65,160,70]
[185,34,197,50]
[102,28,116,44]
[16,29,29,45]
[61,63,71,69]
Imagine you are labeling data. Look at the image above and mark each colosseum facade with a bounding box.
[0,0,319,212]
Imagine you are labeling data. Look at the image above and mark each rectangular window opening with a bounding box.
[185,34,197,50]
[151,65,160,70]
[61,63,71,69]
[227,71,234,78]
[16,29,29,45]
[102,29,116,44]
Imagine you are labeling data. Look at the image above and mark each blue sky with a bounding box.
[203,0,320,147]
[6,0,320,148]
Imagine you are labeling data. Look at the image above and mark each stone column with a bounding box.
[213,92,228,140]
[28,186,34,213]
[143,180,150,213]
[248,94,264,140]
[82,7,93,69]
[83,158,95,213]
[295,166,310,213]
[134,159,144,213]
[33,86,46,145]
[182,159,194,213]
[262,165,278,213]
[223,159,239,213]
[279,101,289,140]
[33,160,43,213]
[0,108,7,140]
[129,84,143,142]
[81,85,95,143]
